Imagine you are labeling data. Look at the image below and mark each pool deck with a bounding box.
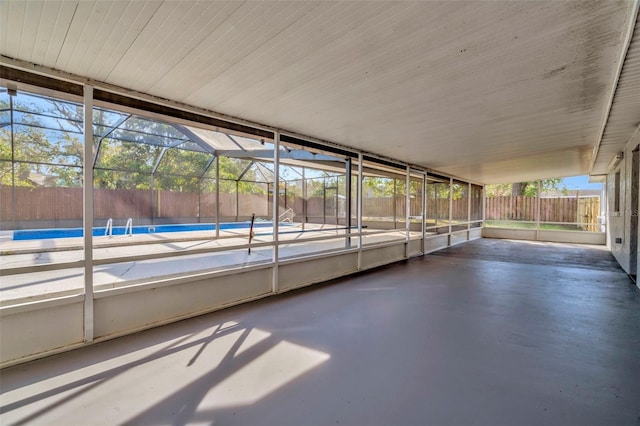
[1,224,297,255]
[1,224,422,305]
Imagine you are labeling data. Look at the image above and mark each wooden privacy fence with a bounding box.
[2,186,599,230]
[486,195,601,230]
[1,185,84,223]
[0,185,474,226]
[486,196,537,222]
[0,185,272,226]
[577,197,601,231]
[360,197,470,220]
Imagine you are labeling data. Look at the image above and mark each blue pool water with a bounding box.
[12,221,284,241]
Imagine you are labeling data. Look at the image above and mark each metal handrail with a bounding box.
[124,218,133,237]
[105,218,113,238]
[279,208,295,222]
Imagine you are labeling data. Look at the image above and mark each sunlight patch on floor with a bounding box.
[1,323,329,426]
[197,341,331,411]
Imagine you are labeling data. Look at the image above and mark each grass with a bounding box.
[485,220,582,231]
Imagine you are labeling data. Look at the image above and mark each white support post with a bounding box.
[536,180,541,240]
[215,156,220,239]
[345,158,353,248]
[426,172,431,235]
[405,166,410,258]
[9,95,15,225]
[272,131,280,293]
[302,167,306,231]
[421,173,426,254]
[467,182,472,238]
[406,166,410,243]
[482,185,486,227]
[601,181,607,234]
[357,153,363,269]
[449,177,453,243]
[235,180,239,222]
[393,179,397,227]
[83,85,94,343]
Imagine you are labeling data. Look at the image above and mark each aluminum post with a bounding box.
[272,131,280,293]
[83,85,94,343]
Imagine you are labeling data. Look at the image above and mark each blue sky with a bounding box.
[560,175,602,190]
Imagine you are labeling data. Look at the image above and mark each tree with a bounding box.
[485,179,565,197]
[484,183,511,197]
[0,99,82,188]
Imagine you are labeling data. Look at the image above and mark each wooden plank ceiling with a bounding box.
[1,0,638,184]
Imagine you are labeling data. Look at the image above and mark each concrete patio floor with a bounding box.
[1,238,638,426]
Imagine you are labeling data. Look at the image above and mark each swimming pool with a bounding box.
[12,221,286,241]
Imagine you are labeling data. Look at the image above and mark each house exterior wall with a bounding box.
[606,131,640,280]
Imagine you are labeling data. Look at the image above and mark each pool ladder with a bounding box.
[279,208,295,223]
[105,218,113,238]
[104,218,133,238]
[124,218,133,237]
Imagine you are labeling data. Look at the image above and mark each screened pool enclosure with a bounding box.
[0,82,481,367]
[1,90,340,232]
[0,87,484,310]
